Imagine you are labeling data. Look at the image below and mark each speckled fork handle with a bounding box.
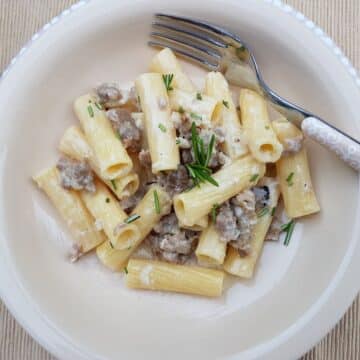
[302,117,360,171]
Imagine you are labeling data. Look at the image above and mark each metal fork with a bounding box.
[149,13,360,171]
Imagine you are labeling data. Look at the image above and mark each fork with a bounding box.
[149,14,360,171]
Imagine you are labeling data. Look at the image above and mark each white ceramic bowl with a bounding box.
[1,1,360,359]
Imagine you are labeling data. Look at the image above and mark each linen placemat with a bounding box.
[0,0,359,359]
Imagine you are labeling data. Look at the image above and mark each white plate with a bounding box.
[0,0,360,359]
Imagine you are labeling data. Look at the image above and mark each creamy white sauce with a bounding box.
[140,265,153,286]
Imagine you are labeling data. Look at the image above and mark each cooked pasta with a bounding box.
[74,94,133,179]
[240,89,283,163]
[126,259,224,297]
[33,167,105,255]
[33,47,320,297]
[174,155,266,227]
[149,47,195,92]
[59,126,139,199]
[204,71,248,158]
[135,73,180,173]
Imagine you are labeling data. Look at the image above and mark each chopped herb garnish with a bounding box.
[286,172,295,186]
[196,92,203,100]
[265,125,270,130]
[153,190,160,214]
[109,241,114,249]
[115,132,122,140]
[222,100,229,108]
[124,214,141,224]
[110,179,117,190]
[211,203,219,223]
[105,197,110,203]
[271,207,276,216]
[250,173,259,182]
[185,122,219,187]
[94,102,103,110]
[176,139,181,145]
[158,123,167,132]
[124,267,128,274]
[281,220,295,246]
[236,45,246,58]
[87,105,94,117]
[162,73,174,91]
[178,106,185,114]
[190,112,202,120]
[137,95,141,104]
[257,207,269,218]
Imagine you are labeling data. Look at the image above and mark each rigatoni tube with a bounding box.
[174,155,266,226]
[204,72,248,158]
[33,167,105,254]
[80,180,140,250]
[126,259,224,297]
[59,126,139,200]
[168,89,217,123]
[135,73,180,173]
[195,224,227,266]
[149,47,195,92]
[96,185,171,271]
[276,147,320,218]
[240,89,283,163]
[74,94,133,179]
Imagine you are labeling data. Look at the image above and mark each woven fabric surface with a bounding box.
[0,0,359,359]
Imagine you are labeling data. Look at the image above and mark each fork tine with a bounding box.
[150,31,222,60]
[155,13,243,45]
[148,41,219,71]
[152,22,228,49]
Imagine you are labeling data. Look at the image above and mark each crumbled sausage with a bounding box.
[146,213,199,263]
[96,83,122,105]
[156,165,192,196]
[138,149,152,168]
[215,190,257,256]
[56,156,95,193]
[106,108,141,152]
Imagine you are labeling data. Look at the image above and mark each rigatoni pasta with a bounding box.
[96,185,171,271]
[80,180,140,250]
[240,89,283,163]
[59,126,139,200]
[149,47,195,92]
[174,155,266,226]
[126,259,225,297]
[204,71,248,158]
[135,73,180,173]
[74,94,133,179]
[33,167,105,254]
[33,47,320,298]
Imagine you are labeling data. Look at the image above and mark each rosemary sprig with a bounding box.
[110,179,117,190]
[250,173,259,182]
[222,100,229,108]
[190,112,202,120]
[211,203,219,223]
[124,267,128,274]
[158,123,167,133]
[162,74,174,91]
[124,214,141,224]
[286,172,294,186]
[196,92,203,100]
[186,122,219,187]
[87,105,94,117]
[257,206,270,218]
[153,190,160,214]
[281,220,295,246]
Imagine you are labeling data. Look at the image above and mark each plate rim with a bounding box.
[0,1,359,359]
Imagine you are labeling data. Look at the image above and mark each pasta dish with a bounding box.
[33,48,320,297]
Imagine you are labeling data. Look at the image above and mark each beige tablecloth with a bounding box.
[0,0,359,359]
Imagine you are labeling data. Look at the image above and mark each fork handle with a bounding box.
[301,117,360,171]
